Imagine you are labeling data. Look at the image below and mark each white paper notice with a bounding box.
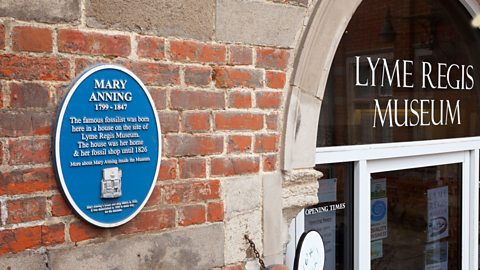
[371,178,388,241]
[427,186,449,242]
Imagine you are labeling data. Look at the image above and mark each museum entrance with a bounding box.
[285,0,480,268]
[287,144,479,270]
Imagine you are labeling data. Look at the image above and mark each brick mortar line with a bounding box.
[179,66,186,87]
[1,23,295,55]
[162,132,280,139]
[0,138,6,166]
[0,190,59,200]
[0,219,46,230]
[2,46,293,77]
[0,163,57,172]
[163,130,280,137]
[80,0,86,27]
[52,27,58,54]
[4,20,12,53]
[0,198,7,225]
[3,134,52,140]
[1,18,298,51]
[129,33,139,60]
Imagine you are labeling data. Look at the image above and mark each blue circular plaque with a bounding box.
[54,65,161,227]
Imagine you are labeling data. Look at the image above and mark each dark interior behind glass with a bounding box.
[318,0,480,147]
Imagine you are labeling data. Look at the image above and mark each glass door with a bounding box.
[370,164,461,270]
[355,151,475,270]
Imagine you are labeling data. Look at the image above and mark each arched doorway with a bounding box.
[283,0,480,269]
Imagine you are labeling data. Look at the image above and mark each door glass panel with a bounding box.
[370,163,461,270]
[304,163,354,270]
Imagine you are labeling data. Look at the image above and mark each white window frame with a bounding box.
[314,137,480,270]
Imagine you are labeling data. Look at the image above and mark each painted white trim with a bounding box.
[54,64,162,228]
[367,151,465,173]
[362,150,472,269]
[462,151,471,270]
[316,137,480,164]
[354,160,370,270]
[460,0,480,16]
[470,149,480,270]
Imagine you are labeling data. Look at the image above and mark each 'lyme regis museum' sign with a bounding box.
[54,65,161,227]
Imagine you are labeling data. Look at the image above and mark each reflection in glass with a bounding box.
[303,163,353,270]
[370,164,461,270]
[317,0,480,147]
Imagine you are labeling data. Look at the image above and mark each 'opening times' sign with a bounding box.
[355,56,474,128]
[54,65,161,227]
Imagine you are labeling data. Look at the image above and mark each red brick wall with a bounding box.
[0,19,290,256]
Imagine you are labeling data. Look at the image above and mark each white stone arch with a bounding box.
[283,0,480,171]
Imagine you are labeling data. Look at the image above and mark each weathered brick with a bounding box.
[179,204,206,226]
[266,112,279,131]
[136,36,165,60]
[75,58,112,76]
[69,221,107,242]
[179,158,206,179]
[215,112,263,131]
[162,183,188,204]
[163,180,220,204]
[254,134,279,153]
[266,71,287,89]
[31,111,54,136]
[9,82,51,108]
[192,180,220,201]
[170,90,225,110]
[58,29,131,57]
[0,54,70,81]
[256,91,282,109]
[7,197,47,224]
[0,111,33,137]
[227,135,252,153]
[0,167,56,196]
[165,134,223,157]
[50,194,73,217]
[0,141,3,164]
[223,263,244,270]
[0,24,5,49]
[148,87,167,110]
[184,66,212,87]
[211,157,260,177]
[228,90,251,108]
[228,45,253,66]
[8,138,50,165]
[170,40,226,64]
[207,202,224,222]
[256,48,289,71]
[262,154,277,172]
[158,159,177,181]
[182,111,210,132]
[145,185,162,207]
[123,61,180,86]
[214,67,263,89]
[12,26,53,53]
[0,83,3,108]
[111,208,175,236]
[158,111,180,133]
[41,223,65,246]
[0,226,42,255]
